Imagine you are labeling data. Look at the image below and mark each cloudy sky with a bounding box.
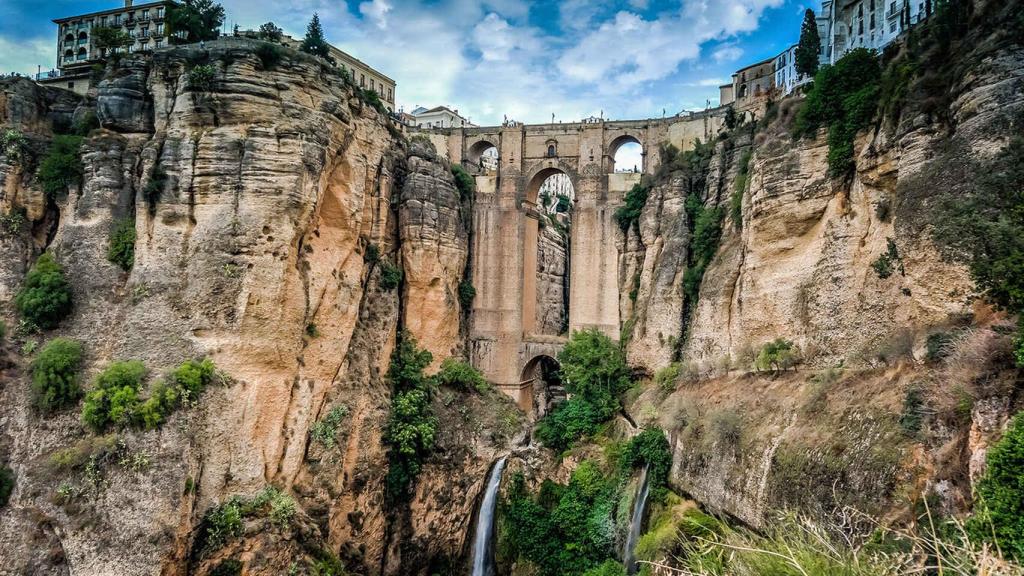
[0,0,814,126]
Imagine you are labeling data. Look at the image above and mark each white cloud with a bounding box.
[359,0,393,29]
[712,43,744,63]
[694,77,727,86]
[0,36,54,76]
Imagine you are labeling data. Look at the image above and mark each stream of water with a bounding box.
[623,464,651,575]
[472,456,508,576]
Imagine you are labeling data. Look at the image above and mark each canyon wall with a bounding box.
[0,39,520,576]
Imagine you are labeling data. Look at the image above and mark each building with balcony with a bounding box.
[39,1,176,95]
[825,0,929,62]
[406,106,475,129]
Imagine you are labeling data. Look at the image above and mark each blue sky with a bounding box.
[0,0,815,126]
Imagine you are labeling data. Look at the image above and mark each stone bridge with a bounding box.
[417,110,726,412]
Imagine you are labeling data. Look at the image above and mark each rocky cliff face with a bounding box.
[0,39,520,576]
[619,3,1024,529]
[535,222,568,336]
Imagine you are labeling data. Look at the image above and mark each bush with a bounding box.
[968,412,1024,561]
[0,465,14,508]
[458,279,476,309]
[379,261,402,290]
[451,164,475,201]
[82,360,147,432]
[654,363,681,392]
[310,405,349,449]
[534,397,602,452]
[621,427,672,494]
[1,129,29,161]
[926,331,957,362]
[364,243,380,264]
[871,238,903,279]
[15,253,73,329]
[682,196,724,309]
[755,338,799,372]
[361,89,386,114]
[582,560,625,576]
[383,333,437,501]
[188,64,217,91]
[898,386,926,438]
[436,357,487,393]
[31,338,83,413]
[37,135,84,197]
[793,48,882,177]
[107,218,136,271]
[171,358,217,396]
[254,42,282,70]
[613,183,649,232]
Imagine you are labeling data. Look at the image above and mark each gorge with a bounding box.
[1,1,1024,575]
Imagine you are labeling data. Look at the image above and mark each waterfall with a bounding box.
[472,456,508,576]
[623,464,651,575]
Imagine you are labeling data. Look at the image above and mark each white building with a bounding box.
[773,44,809,96]
[826,0,929,63]
[408,106,475,129]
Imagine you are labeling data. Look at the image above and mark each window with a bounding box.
[157,7,164,18]
[142,9,149,20]
[890,1,897,12]
[155,39,162,48]
[870,13,875,29]
[859,19,864,34]
[156,23,164,34]
[547,144,556,157]
[360,74,365,87]
[101,16,107,26]
[114,15,121,25]
[68,82,75,89]
[388,88,392,101]
[890,22,897,32]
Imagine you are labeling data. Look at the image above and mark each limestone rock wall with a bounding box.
[0,39,509,576]
[535,222,568,336]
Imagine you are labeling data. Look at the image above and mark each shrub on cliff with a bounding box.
[37,135,83,197]
[254,42,283,70]
[383,333,437,501]
[621,427,672,496]
[379,260,402,290]
[451,164,475,201]
[187,64,216,91]
[82,361,147,432]
[613,183,649,232]
[0,465,13,508]
[968,412,1024,560]
[436,358,487,393]
[794,48,881,177]
[107,218,136,271]
[16,253,73,330]
[755,338,799,372]
[458,279,476,309]
[31,338,83,413]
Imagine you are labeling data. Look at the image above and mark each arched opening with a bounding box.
[610,136,643,173]
[467,140,498,174]
[521,355,566,417]
[523,169,574,337]
[64,34,75,43]
[78,31,88,41]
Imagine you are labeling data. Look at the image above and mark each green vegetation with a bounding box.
[581,560,626,576]
[38,135,84,197]
[500,462,619,575]
[361,89,386,114]
[107,218,136,271]
[254,42,283,70]
[931,136,1024,366]
[188,64,217,91]
[1,129,29,162]
[794,48,881,177]
[653,363,680,393]
[925,330,957,362]
[730,149,752,230]
[16,253,73,329]
[379,260,402,290]
[167,0,225,43]
[0,465,12,508]
[300,13,330,58]
[0,207,27,237]
[364,243,381,264]
[436,357,487,393]
[458,279,476,309]
[198,486,297,554]
[383,333,438,501]
[795,8,821,78]
[754,338,799,372]
[31,338,83,413]
[451,164,475,201]
[92,26,133,52]
[871,238,904,279]
[257,21,282,41]
[613,183,650,232]
[621,427,672,497]
[898,386,926,438]
[310,405,349,449]
[682,192,724,310]
[535,330,632,451]
[82,361,148,432]
[968,412,1024,560]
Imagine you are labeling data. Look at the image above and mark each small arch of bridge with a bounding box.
[523,163,577,206]
[606,133,646,173]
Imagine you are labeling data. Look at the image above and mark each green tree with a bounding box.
[755,338,799,372]
[257,21,283,41]
[15,253,73,329]
[92,26,133,52]
[968,412,1024,560]
[37,135,83,197]
[795,9,821,78]
[300,13,330,59]
[383,333,438,500]
[31,338,84,413]
[107,218,136,271]
[558,329,631,418]
[167,0,225,43]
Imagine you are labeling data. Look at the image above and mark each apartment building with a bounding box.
[39,1,176,95]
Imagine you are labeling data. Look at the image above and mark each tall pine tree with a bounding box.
[300,13,330,58]
[795,9,821,78]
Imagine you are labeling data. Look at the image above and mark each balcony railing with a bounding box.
[35,69,62,80]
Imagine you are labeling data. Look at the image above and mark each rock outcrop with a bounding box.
[0,38,520,576]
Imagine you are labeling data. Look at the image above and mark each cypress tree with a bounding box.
[795,9,821,78]
[300,13,330,58]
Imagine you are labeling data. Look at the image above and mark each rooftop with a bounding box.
[52,1,176,24]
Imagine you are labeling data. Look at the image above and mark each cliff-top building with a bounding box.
[38,1,176,95]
